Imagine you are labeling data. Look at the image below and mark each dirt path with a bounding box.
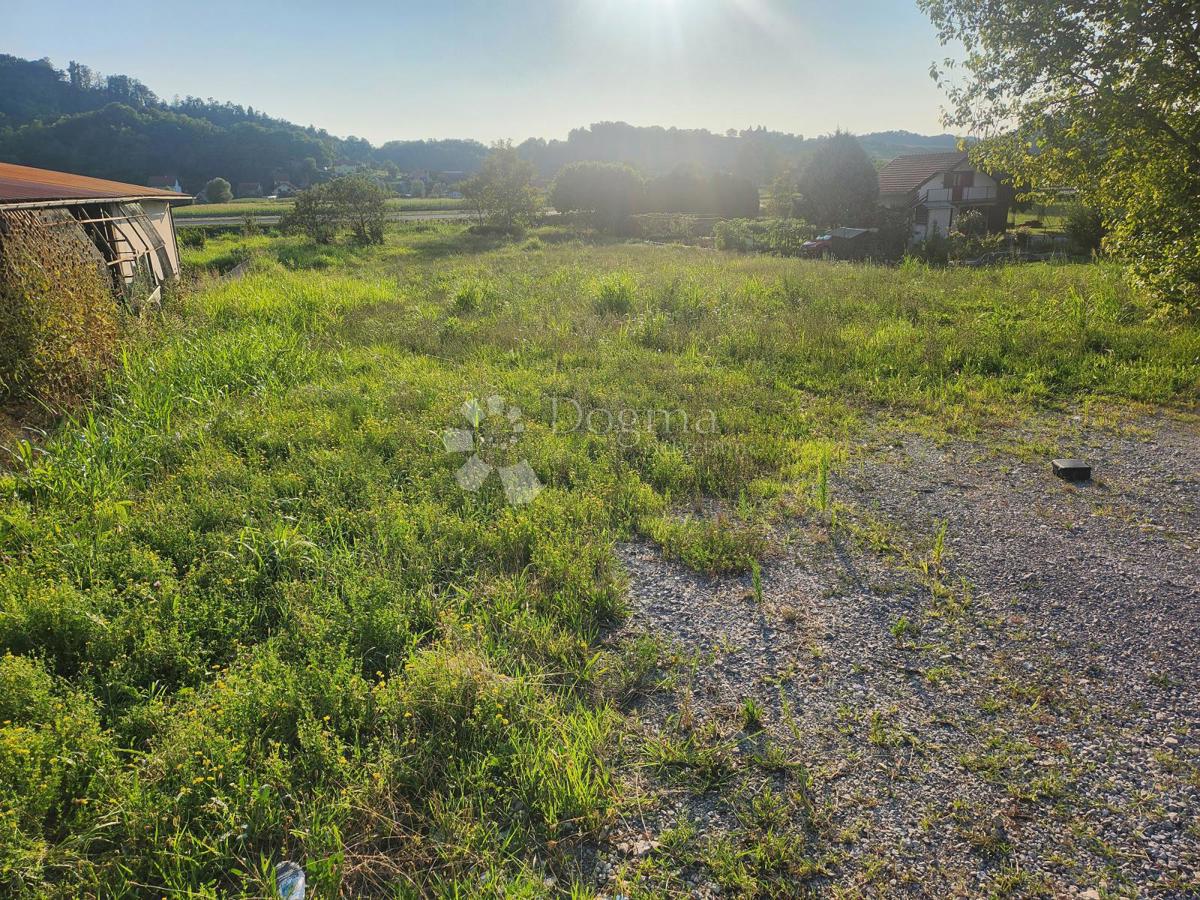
[590,411,1199,898]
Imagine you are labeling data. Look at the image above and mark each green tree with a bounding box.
[327,175,388,245]
[463,143,540,229]
[766,169,801,218]
[550,161,644,231]
[203,177,232,204]
[279,175,386,245]
[921,0,1200,309]
[796,132,878,227]
[640,165,760,218]
[280,182,339,243]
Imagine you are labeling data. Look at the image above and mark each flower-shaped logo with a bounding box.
[442,395,543,505]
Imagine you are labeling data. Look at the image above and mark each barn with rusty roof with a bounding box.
[0,162,190,306]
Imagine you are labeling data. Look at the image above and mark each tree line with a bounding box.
[1,54,964,199]
[280,133,885,246]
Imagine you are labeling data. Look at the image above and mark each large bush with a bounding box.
[550,161,644,231]
[642,166,760,219]
[279,175,387,245]
[713,218,816,255]
[0,211,117,408]
[1064,203,1105,255]
[202,177,232,204]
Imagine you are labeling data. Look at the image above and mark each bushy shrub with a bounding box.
[202,177,232,204]
[1065,203,1105,254]
[629,214,715,242]
[955,208,988,238]
[714,218,816,255]
[279,175,387,245]
[910,229,1006,265]
[0,211,117,408]
[550,161,644,231]
[177,227,207,249]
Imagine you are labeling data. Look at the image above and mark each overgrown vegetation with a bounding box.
[279,175,387,245]
[0,211,118,409]
[0,224,1195,894]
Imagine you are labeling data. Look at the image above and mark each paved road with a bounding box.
[176,209,476,227]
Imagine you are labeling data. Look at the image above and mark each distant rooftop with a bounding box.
[877,151,968,196]
[0,162,189,205]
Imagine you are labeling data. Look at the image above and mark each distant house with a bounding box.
[148,174,183,193]
[877,151,1011,242]
[272,181,298,197]
[0,162,188,306]
[235,181,263,199]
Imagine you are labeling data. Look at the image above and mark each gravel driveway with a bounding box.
[592,410,1199,898]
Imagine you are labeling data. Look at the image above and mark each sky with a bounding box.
[2,0,957,145]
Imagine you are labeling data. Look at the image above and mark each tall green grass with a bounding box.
[0,225,1195,895]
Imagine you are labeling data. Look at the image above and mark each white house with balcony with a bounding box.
[878,151,1010,242]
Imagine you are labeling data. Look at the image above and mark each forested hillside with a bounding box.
[0,54,958,191]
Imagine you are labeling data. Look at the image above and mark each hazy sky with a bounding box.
[4,0,957,144]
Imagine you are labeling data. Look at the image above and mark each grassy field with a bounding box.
[1,224,1196,896]
[174,197,468,218]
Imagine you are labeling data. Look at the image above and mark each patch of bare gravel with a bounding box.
[598,410,1200,898]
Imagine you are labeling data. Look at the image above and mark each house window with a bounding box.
[948,170,975,201]
[914,205,929,225]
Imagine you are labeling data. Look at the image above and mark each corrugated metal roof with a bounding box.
[877,151,968,196]
[0,162,190,204]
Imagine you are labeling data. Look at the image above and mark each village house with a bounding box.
[147,174,183,193]
[0,162,188,306]
[877,151,1011,242]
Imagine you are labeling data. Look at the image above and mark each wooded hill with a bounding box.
[0,54,959,191]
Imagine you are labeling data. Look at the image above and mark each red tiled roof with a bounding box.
[877,151,968,196]
[0,162,189,204]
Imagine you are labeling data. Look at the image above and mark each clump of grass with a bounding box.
[644,723,734,791]
[890,614,919,642]
[741,696,764,731]
[644,513,766,574]
[814,448,832,512]
[452,278,490,313]
[591,271,638,315]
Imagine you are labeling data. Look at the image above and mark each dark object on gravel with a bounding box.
[1052,458,1092,481]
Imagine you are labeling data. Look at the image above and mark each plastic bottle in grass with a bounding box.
[275,861,305,900]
